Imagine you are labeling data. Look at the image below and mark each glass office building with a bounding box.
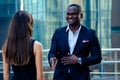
[22,0,111,49]
[0,0,21,49]
[0,0,112,49]
[0,0,120,80]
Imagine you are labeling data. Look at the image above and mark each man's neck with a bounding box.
[69,24,80,34]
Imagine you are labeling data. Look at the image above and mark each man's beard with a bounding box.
[69,22,80,27]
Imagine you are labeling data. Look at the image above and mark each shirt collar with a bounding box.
[66,25,81,32]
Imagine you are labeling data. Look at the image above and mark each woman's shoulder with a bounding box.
[34,40,42,47]
[31,38,42,47]
[2,41,7,54]
[33,40,43,55]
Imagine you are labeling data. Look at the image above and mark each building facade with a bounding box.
[0,0,20,49]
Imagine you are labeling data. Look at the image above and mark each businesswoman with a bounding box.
[2,11,44,80]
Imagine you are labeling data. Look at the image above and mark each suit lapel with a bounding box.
[62,27,70,53]
[73,25,85,54]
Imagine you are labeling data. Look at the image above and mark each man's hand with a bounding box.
[61,53,78,65]
[50,57,57,70]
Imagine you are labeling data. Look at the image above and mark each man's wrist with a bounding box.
[78,57,82,65]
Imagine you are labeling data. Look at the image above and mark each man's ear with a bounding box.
[80,13,83,19]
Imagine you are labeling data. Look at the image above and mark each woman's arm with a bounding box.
[34,41,44,80]
[2,46,10,80]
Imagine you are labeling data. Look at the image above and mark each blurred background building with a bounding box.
[0,0,120,80]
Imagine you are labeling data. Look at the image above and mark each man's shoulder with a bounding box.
[81,25,95,34]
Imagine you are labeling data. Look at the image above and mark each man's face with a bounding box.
[66,6,81,26]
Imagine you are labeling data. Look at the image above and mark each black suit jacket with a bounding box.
[48,25,102,80]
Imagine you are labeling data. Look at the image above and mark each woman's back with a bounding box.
[11,39,36,80]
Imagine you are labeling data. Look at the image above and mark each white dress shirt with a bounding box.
[66,25,81,54]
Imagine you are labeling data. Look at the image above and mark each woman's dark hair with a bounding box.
[5,11,34,65]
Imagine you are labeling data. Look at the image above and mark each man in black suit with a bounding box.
[48,4,102,80]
